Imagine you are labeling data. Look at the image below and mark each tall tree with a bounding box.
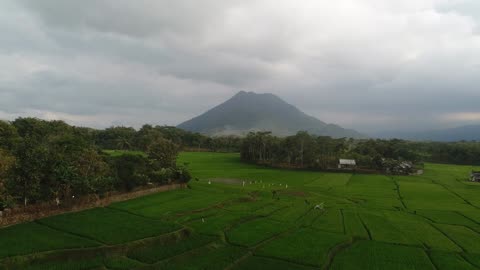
[147,138,179,169]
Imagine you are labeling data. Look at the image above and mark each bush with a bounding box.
[174,165,192,184]
[111,155,149,191]
[149,168,174,184]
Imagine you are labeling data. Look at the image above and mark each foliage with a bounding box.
[147,138,179,169]
[241,131,421,171]
[0,118,190,208]
[0,149,15,210]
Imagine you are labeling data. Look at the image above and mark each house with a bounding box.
[397,161,414,174]
[338,159,356,169]
[471,171,480,182]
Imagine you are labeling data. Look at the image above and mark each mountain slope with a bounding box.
[374,125,480,142]
[178,91,365,138]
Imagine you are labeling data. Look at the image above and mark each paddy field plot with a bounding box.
[1,152,480,269]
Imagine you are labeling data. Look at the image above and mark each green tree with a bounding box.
[147,138,179,169]
[0,149,15,209]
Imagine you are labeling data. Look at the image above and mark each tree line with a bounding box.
[0,118,195,210]
[240,131,480,171]
[95,125,242,152]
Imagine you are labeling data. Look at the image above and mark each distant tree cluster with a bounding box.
[409,141,480,165]
[240,132,423,171]
[0,118,192,210]
[94,125,242,152]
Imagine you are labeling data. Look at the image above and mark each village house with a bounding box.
[397,161,414,174]
[471,171,480,182]
[338,159,356,170]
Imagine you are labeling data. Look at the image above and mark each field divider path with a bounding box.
[456,211,480,229]
[392,177,408,209]
[459,253,480,269]
[223,204,291,232]
[425,177,480,210]
[295,207,317,223]
[340,209,346,234]
[322,237,358,270]
[357,215,372,240]
[224,251,253,270]
[105,206,164,221]
[34,220,107,245]
[139,241,220,268]
[0,227,191,266]
[425,250,440,270]
[429,223,467,253]
[250,225,299,250]
[173,197,241,217]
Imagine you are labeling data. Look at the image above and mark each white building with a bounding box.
[338,159,356,169]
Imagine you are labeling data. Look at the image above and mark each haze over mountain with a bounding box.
[178,91,365,138]
[374,125,480,142]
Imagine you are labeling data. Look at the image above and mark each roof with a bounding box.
[339,159,356,165]
[399,162,413,169]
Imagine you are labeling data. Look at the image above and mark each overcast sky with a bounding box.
[1,0,479,133]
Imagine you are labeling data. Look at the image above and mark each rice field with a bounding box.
[1,152,480,269]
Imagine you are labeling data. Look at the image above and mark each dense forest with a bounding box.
[94,124,242,152]
[0,118,198,210]
[240,131,480,171]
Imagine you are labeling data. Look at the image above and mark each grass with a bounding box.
[127,234,217,264]
[330,240,435,269]
[435,224,480,253]
[342,210,369,238]
[2,152,480,269]
[227,218,292,247]
[255,228,350,267]
[232,256,318,270]
[428,251,477,270]
[155,244,247,270]
[0,222,99,259]
[38,207,180,245]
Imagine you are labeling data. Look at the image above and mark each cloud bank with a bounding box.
[1,0,479,132]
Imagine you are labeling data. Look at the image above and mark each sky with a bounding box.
[0,0,479,134]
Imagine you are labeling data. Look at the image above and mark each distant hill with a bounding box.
[178,91,365,138]
[374,125,480,142]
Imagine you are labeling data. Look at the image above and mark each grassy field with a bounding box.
[1,152,480,269]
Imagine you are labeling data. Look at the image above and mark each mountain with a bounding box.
[178,91,365,138]
[374,125,480,142]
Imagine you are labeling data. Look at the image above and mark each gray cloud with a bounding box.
[1,0,480,132]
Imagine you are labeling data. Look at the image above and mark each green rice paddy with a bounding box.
[1,152,480,269]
